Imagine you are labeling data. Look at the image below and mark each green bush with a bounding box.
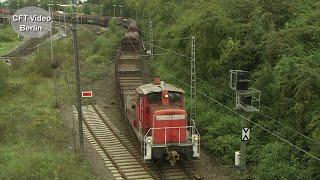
[253,142,303,179]
[32,51,54,78]
[0,25,18,42]
[204,134,239,164]
[86,54,109,64]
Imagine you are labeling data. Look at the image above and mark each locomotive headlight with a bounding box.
[146,137,152,144]
[192,135,199,143]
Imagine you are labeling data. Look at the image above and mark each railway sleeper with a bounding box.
[117,161,140,166]
[119,81,143,85]
[109,153,132,158]
[114,159,138,163]
[121,167,146,173]
[118,76,143,80]
[120,82,143,86]
[108,151,132,156]
[124,172,151,178]
[112,156,136,161]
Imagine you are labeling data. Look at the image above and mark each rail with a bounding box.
[81,112,128,179]
[90,104,157,179]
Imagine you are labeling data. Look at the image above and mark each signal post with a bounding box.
[229,70,260,173]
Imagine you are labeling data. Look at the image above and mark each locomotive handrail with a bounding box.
[144,125,200,146]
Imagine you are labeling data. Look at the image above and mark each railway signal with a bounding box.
[229,70,260,173]
[242,128,250,141]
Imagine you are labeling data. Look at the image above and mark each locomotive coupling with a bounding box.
[167,150,180,166]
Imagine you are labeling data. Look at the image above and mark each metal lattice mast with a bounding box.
[190,36,196,125]
[149,16,154,65]
[71,0,84,161]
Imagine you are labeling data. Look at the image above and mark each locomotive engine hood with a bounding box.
[149,106,186,120]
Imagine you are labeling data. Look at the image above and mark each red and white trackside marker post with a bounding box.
[82,91,92,98]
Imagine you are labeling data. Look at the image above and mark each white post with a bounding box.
[113,5,116,17]
[190,36,196,126]
[48,4,54,63]
[100,5,102,18]
[2,3,4,18]
[64,12,67,36]
[149,16,153,65]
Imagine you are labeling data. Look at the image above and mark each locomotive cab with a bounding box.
[128,77,200,165]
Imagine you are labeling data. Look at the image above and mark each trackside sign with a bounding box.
[82,91,93,98]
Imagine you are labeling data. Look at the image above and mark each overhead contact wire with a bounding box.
[140,57,320,162]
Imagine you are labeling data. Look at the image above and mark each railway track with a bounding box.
[127,131,198,180]
[69,18,200,180]
[1,38,43,58]
[113,22,200,180]
[0,25,63,63]
[155,160,200,180]
[73,104,155,180]
[72,103,198,180]
[157,163,191,180]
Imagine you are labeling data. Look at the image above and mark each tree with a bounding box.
[83,4,91,15]
[259,0,295,29]
[253,142,302,179]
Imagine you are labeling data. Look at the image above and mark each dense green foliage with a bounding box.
[0,25,18,42]
[119,0,320,178]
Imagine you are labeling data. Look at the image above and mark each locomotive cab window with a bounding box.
[147,92,162,104]
[169,92,182,104]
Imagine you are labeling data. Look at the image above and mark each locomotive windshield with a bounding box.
[146,91,182,105]
[169,92,181,104]
[147,92,162,104]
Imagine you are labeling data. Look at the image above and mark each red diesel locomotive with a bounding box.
[116,20,200,165]
[127,78,200,165]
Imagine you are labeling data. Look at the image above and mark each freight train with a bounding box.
[52,11,201,165]
[51,12,129,28]
[115,20,200,165]
[52,12,110,27]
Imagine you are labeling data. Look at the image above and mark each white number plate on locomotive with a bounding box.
[156,115,186,120]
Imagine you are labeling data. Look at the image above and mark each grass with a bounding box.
[0,25,20,56]
[0,40,20,56]
[0,74,91,179]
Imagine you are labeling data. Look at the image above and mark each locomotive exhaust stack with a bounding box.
[153,76,161,85]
